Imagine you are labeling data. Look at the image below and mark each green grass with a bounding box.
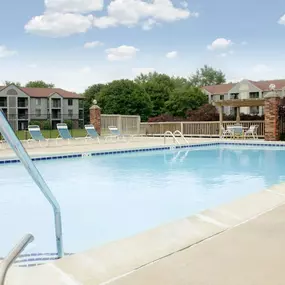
[14,129,86,140]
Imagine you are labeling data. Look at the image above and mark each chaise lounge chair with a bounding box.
[84,124,100,143]
[56,123,73,144]
[28,125,49,147]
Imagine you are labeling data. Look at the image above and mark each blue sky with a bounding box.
[0,0,285,92]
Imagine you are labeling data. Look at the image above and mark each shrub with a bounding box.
[29,120,42,126]
[63,120,73,129]
[148,114,183,122]
[42,120,51,130]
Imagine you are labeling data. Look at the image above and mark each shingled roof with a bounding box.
[0,85,82,99]
[203,79,285,95]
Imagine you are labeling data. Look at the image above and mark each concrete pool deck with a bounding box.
[5,182,285,285]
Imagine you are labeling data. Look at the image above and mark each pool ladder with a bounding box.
[164,130,189,145]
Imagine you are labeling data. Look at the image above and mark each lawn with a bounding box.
[14,129,87,140]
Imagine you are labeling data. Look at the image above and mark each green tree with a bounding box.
[97,79,152,121]
[4,81,22,87]
[188,65,226,87]
[135,72,175,117]
[25,80,55,88]
[83,83,105,123]
[165,86,208,118]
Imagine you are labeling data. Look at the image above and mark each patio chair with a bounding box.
[84,124,100,143]
[220,125,234,139]
[244,125,258,139]
[56,123,73,144]
[106,126,128,142]
[28,125,49,147]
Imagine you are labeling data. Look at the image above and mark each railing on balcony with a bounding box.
[52,113,61,119]
[18,114,28,120]
[140,121,265,138]
[52,100,61,108]
[0,102,7,108]
[17,101,28,108]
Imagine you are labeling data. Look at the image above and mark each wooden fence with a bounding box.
[140,121,265,138]
[101,114,141,135]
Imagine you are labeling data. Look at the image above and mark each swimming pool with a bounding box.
[0,145,284,258]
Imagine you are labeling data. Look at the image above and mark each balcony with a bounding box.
[52,99,61,108]
[0,100,7,107]
[18,98,28,108]
[18,114,28,120]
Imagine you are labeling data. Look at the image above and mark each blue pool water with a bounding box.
[0,145,284,257]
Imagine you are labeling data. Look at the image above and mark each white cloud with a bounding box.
[142,19,157,31]
[207,38,233,50]
[0,46,17,58]
[45,0,104,13]
[278,14,285,25]
[252,64,272,73]
[25,13,93,37]
[84,41,103,48]
[241,41,248,45]
[79,66,92,73]
[93,0,198,30]
[132,67,155,76]
[166,51,178,59]
[106,45,139,61]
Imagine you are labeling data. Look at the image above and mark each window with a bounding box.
[230,93,239,99]
[35,109,41,117]
[68,110,73,118]
[36,98,41,106]
[68,99,73,106]
[220,95,224,100]
[250,106,259,115]
[6,89,18,95]
[249,92,259,99]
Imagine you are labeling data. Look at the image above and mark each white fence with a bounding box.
[101,114,141,135]
[140,121,265,138]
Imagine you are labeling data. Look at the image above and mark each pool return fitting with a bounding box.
[0,110,64,259]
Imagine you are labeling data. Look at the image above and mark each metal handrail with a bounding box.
[173,130,189,144]
[0,234,34,285]
[0,110,64,258]
[164,131,180,145]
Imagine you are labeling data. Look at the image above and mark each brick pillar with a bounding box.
[90,104,101,135]
[264,91,280,141]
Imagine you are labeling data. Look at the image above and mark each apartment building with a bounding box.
[0,84,83,130]
[202,79,285,116]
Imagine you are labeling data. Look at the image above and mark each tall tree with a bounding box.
[4,81,22,87]
[97,79,152,121]
[83,83,105,123]
[25,80,55,88]
[165,86,208,118]
[188,65,226,87]
[135,72,175,117]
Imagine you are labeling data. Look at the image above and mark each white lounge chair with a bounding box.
[105,126,128,142]
[28,125,49,147]
[220,125,234,139]
[84,124,100,143]
[244,125,258,139]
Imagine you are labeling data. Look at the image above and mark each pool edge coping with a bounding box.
[1,140,285,164]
